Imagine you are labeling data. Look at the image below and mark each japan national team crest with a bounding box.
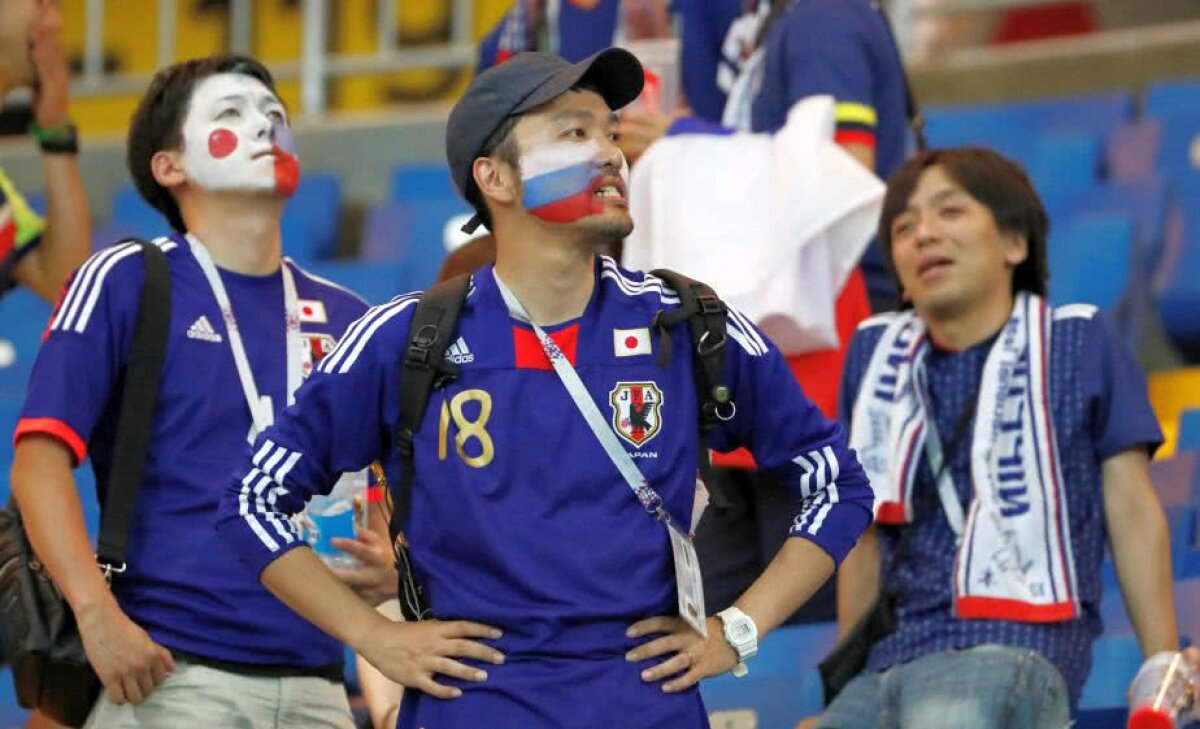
[301,332,337,378]
[610,382,663,448]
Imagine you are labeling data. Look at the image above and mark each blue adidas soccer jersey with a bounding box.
[15,233,368,670]
[218,257,873,729]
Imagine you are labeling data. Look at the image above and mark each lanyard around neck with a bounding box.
[493,272,669,523]
[186,234,302,437]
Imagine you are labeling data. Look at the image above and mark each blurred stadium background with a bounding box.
[1,1,1200,727]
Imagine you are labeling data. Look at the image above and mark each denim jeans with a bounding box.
[815,644,1072,729]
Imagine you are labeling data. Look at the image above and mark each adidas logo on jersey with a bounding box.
[187,315,223,343]
[444,336,474,364]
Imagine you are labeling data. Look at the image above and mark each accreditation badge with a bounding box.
[667,521,707,637]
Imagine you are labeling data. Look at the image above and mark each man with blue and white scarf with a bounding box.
[812,147,1196,729]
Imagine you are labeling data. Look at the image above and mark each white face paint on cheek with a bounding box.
[180,73,284,194]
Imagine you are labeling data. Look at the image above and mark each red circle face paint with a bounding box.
[208,129,239,159]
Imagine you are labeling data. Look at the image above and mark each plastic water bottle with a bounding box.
[298,470,369,568]
[1128,651,1197,729]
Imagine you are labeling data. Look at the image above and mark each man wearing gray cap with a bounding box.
[217,48,872,729]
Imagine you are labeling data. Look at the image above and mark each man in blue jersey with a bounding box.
[10,54,367,727]
[811,147,1185,728]
[217,49,873,729]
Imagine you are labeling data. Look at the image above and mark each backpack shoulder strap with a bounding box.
[649,269,734,429]
[390,273,472,542]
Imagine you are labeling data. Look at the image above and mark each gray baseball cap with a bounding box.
[446,48,644,232]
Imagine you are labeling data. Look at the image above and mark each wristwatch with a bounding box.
[716,607,758,678]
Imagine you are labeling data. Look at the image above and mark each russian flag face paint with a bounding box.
[181,73,301,198]
[519,139,628,224]
[270,121,300,197]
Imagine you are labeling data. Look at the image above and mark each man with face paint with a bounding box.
[10,54,368,727]
[0,0,89,305]
[217,49,873,729]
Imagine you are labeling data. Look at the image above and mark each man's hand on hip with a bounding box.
[76,596,176,706]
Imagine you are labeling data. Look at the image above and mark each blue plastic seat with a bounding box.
[0,288,53,398]
[1146,77,1200,120]
[359,201,413,262]
[0,667,29,729]
[109,184,169,239]
[395,198,472,293]
[1029,131,1101,195]
[1079,633,1141,712]
[298,259,407,307]
[1157,212,1200,361]
[1107,120,1164,182]
[1048,213,1135,311]
[1042,176,1170,276]
[20,190,47,216]
[925,91,1135,168]
[390,163,456,203]
[281,173,343,263]
[1149,452,1198,507]
[1155,115,1200,189]
[1180,409,1200,453]
[700,621,836,727]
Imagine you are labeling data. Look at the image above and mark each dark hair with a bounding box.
[877,147,1050,303]
[126,54,280,234]
[464,115,521,232]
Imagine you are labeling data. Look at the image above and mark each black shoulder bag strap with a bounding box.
[390,273,470,620]
[94,239,172,578]
[648,269,734,430]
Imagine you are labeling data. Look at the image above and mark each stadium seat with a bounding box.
[700,621,837,728]
[20,190,46,216]
[395,198,472,293]
[0,667,28,729]
[299,259,408,306]
[1146,77,1200,120]
[1078,633,1140,714]
[0,288,53,398]
[1149,452,1198,507]
[1047,212,1134,311]
[110,184,170,240]
[1107,120,1163,181]
[1042,176,1170,275]
[1155,115,1200,189]
[924,91,1135,169]
[1164,504,1197,557]
[281,173,343,263]
[389,163,457,202]
[90,220,148,253]
[1030,131,1101,195]
[1179,409,1200,453]
[1157,215,1200,363]
[360,201,413,262]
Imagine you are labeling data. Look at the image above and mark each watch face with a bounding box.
[731,623,753,641]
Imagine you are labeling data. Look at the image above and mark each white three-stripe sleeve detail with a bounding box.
[239,469,280,551]
[334,298,420,374]
[252,472,294,544]
[54,243,134,331]
[794,452,816,499]
[72,244,144,333]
